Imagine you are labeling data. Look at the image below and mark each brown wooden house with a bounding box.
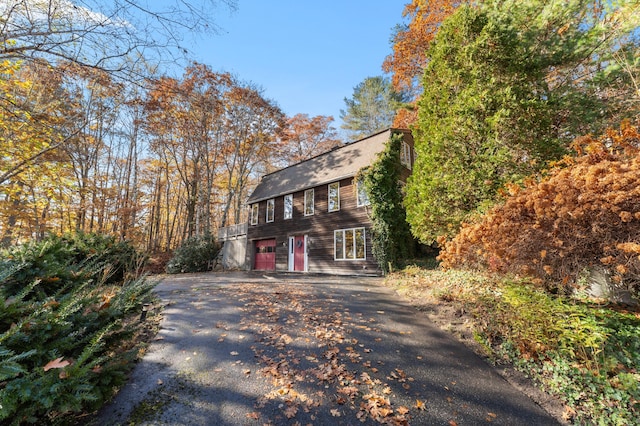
[245,128,414,275]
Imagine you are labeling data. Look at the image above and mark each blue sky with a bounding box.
[188,1,408,130]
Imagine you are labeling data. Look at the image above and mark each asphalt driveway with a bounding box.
[93,271,558,425]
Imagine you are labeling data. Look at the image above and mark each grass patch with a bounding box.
[384,267,640,425]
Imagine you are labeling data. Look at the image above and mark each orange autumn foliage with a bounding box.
[438,121,640,295]
[392,106,418,129]
[384,1,460,128]
[383,0,459,93]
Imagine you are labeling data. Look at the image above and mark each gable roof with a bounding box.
[248,128,409,203]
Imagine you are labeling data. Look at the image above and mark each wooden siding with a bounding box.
[246,177,381,275]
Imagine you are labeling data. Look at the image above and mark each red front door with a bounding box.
[254,239,276,270]
[294,235,305,271]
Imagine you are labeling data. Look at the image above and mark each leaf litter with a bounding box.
[216,283,435,425]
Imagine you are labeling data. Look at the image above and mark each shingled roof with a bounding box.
[247,128,409,203]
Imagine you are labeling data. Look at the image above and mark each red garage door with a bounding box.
[254,239,276,271]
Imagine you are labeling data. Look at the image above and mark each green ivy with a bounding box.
[359,132,414,274]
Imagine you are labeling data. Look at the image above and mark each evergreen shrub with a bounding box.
[0,232,146,298]
[0,233,156,424]
[165,233,221,274]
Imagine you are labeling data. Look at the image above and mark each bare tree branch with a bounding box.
[0,0,237,81]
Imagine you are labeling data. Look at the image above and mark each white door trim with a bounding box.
[288,236,294,271]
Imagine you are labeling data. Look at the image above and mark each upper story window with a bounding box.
[284,194,293,219]
[400,141,412,169]
[250,203,259,225]
[266,199,274,223]
[328,182,340,212]
[304,188,314,216]
[356,178,370,207]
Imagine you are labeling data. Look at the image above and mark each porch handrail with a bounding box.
[217,222,248,241]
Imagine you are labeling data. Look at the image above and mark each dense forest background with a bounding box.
[2,0,640,264]
[0,1,348,252]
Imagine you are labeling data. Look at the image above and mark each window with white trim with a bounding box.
[400,141,412,169]
[328,182,340,212]
[250,203,259,225]
[356,178,370,207]
[266,199,274,223]
[284,194,293,219]
[304,189,314,216]
[334,228,366,260]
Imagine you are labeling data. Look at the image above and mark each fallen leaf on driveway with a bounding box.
[284,405,298,418]
[279,334,293,344]
[224,282,434,424]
